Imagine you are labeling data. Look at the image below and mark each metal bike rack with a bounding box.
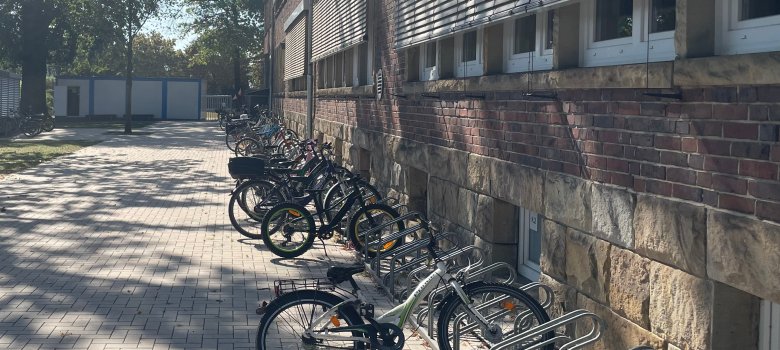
[352,203,605,350]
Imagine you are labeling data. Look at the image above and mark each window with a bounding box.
[505,10,554,73]
[317,44,372,89]
[425,42,437,68]
[742,0,780,20]
[517,207,541,281]
[595,0,633,42]
[545,10,555,50]
[421,41,439,81]
[582,0,676,67]
[514,15,537,54]
[651,0,676,33]
[761,300,780,350]
[717,0,780,55]
[456,29,483,77]
[463,31,478,61]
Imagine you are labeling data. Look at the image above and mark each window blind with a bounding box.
[395,0,566,49]
[312,0,368,61]
[285,17,307,80]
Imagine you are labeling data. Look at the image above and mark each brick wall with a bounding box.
[266,0,780,348]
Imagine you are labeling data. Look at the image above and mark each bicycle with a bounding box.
[260,174,400,258]
[255,222,554,350]
[228,142,352,240]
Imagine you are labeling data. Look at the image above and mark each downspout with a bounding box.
[305,0,314,139]
[267,8,274,111]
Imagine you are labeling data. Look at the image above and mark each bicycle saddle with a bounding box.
[327,264,365,284]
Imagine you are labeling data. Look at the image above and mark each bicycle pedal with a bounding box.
[255,301,268,315]
[360,303,375,318]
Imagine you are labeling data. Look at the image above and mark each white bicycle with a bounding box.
[255,224,554,350]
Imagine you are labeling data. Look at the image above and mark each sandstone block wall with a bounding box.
[266,0,780,348]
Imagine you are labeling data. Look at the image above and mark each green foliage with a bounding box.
[64,32,189,77]
[182,0,266,93]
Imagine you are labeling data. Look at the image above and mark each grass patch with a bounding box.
[56,120,159,129]
[0,140,100,175]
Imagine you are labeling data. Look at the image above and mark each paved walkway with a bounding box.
[0,122,427,350]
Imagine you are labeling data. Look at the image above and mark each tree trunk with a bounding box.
[124,6,134,134]
[233,47,242,108]
[19,0,49,115]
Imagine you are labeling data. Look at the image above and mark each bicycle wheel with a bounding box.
[261,202,316,258]
[22,120,41,137]
[41,117,54,132]
[256,290,365,350]
[235,137,262,157]
[225,129,244,151]
[229,180,283,240]
[324,179,381,227]
[347,203,404,257]
[436,282,554,350]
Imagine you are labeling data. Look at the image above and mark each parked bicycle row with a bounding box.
[216,115,608,350]
[0,108,55,138]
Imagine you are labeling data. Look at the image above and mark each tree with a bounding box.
[183,0,264,103]
[184,30,246,95]
[0,0,88,114]
[94,0,174,133]
[64,32,188,78]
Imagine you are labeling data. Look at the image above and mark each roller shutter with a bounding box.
[395,0,567,49]
[285,17,307,80]
[312,0,367,61]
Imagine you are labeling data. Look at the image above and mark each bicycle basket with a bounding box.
[273,278,336,297]
[228,157,265,179]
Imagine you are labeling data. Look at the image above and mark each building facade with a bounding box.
[265,0,780,349]
[53,77,205,120]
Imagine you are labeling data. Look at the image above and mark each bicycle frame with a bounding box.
[302,261,486,344]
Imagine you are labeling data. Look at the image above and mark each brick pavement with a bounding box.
[0,122,428,350]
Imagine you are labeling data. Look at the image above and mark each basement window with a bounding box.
[761,300,780,350]
[517,206,542,281]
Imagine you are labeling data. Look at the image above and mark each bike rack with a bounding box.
[352,202,605,350]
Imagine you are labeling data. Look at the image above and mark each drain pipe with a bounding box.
[267,17,274,111]
[305,0,314,139]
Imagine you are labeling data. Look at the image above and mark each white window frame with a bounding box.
[581,0,676,67]
[420,41,439,81]
[716,0,780,55]
[504,10,554,73]
[517,207,541,281]
[455,29,484,78]
[761,300,780,350]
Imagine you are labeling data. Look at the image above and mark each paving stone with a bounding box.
[0,122,429,350]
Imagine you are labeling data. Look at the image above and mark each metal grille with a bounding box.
[312,0,368,61]
[0,73,21,115]
[285,17,307,81]
[394,0,567,50]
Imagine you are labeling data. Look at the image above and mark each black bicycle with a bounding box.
[260,175,403,258]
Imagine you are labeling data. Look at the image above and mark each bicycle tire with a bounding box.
[229,180,282,240]
[347,203,404,257]
[256,290,365,350]
[436,282,554,350]
[235,137,262,157]
[261,202,316,258]
[323,179,382,227]
[41,117,54,132]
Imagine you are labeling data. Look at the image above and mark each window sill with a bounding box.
[315,85,374,97]
[286,91,308,98]
[403,61,673,94]
[674,51,780,86]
